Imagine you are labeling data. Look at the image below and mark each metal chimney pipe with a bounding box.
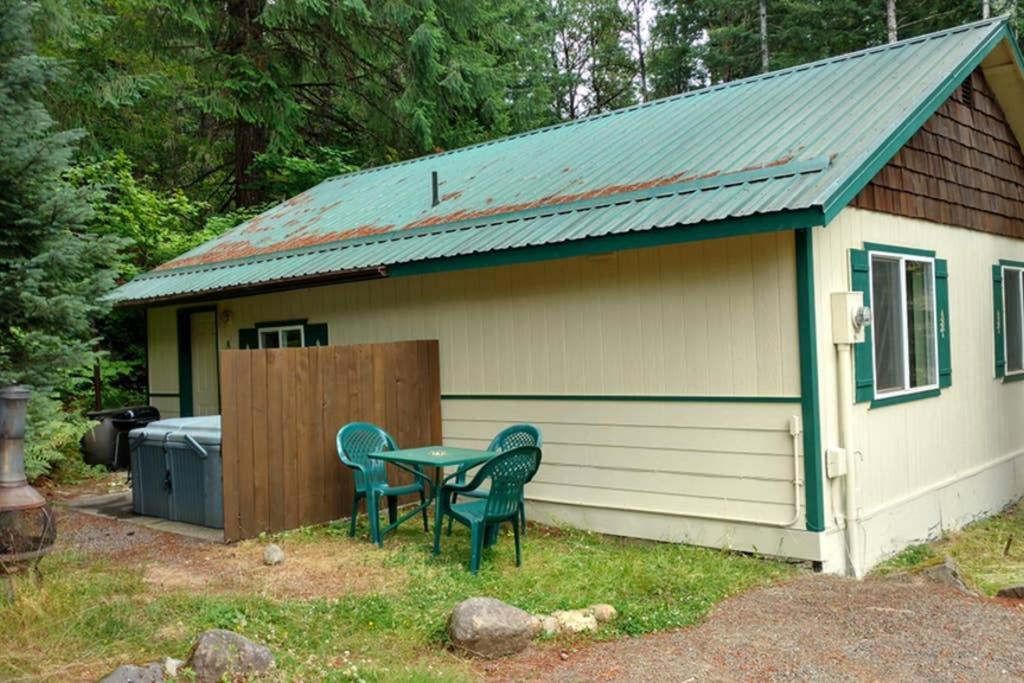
[0,385,45,510]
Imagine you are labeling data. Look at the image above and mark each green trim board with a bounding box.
[148,392,181,398]
[176,305,219,418]
[1002,372,1024,383]
[870,388,942,408]
[440,394,802,403]
[795,227,825,533]
[999,259,1024,268]
[821,22,1016,224]
[862,243,936,258]
[254,319,307,328]
[994,264,1006,378]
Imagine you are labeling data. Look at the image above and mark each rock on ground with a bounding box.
[263,544,285,566]
[997,584,1024,599]
[552,609,598,633]
[921,555,973,594]
[449,597,535,658]
[185,629,275,682]
[98,662,164,683]
[587,604,618,623]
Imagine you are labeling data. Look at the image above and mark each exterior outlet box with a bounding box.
[826,447,848,478]
[831,291,867,344]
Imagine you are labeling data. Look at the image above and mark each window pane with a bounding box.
[1007,269,1024,372]
[260,330,280,349]
[905,259,937,388]
[283,328,303,348]
[872,256,905,393]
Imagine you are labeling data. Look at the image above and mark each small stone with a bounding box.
[162,658,183,677]
[996,584,1024,599]
[587,603,618,623]
[539,615,559,636]
[99,662,164,683]
[448,597,535,658]
[921,555,973,594]
[185,629,275,683]
[552,609,598,633]
[528,615,543,636]
[263,544,285,566]
[559,651,570,661]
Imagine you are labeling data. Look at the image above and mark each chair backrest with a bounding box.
[336,422,396,492]
[487,424,542,453]
[465,446,541,522]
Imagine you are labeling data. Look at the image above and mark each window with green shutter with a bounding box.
[996,260,1024,382]
[238,319,329,349]
[849,243,950,408]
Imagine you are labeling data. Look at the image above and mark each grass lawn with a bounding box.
[0,511,793,682]
[875,499,1024,595]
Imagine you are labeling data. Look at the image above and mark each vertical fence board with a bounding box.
[219,340,440,541]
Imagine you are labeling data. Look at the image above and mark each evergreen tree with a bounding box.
[0,0,120,389]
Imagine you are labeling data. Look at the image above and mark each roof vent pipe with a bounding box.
[431,171,440,208]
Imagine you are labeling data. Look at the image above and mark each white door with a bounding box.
[190,311,220,416]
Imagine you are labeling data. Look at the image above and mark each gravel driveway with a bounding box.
[489,573,1024,682]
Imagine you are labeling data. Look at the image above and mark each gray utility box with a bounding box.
[129,416,224,529]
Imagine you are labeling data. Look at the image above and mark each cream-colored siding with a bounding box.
[147,232,817,557]
[218,232,801,397]
[147,306,181,418]
[814,207,1024,568]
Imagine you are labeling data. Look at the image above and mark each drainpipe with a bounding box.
[830,292,871,578]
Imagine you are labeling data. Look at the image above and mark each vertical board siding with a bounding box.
[815,208,1024,564]
[219,341,442,542]
[442,398,805,528]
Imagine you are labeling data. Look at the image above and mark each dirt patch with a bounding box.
[486,573,1024,682]
[53,508,402,600]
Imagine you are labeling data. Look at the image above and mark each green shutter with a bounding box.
[849,249,874,403]
[935,259,951,388]
[239,328,258,349]
[994,265,1005,378]
[304,322,329,347]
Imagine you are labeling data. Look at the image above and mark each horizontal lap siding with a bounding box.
[816,208,1024,564]
[443,398,804,526]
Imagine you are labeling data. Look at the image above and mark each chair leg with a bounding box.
[349,493,361,538]
[367,491,382,547]
[418,489,429,531]
[447,493,457,536]
[387,496,398,525]
[433,503,444,555]
[485,522,500,548]
[513,516,522,567]
[469,522,484,574]
[520,500,527,536]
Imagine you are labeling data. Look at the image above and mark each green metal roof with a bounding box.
[110,17,1024,305]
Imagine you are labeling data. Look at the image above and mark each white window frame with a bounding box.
[1002,264,1024,377]
[868,250,941,400]
[257,325,305,349]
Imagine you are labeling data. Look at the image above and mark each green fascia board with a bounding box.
[863,242,936,258]
[870,387,942,408]
[821,22,1013,224]
[795,227,825,532]
[391,207,825,279]
[441,393,801,403]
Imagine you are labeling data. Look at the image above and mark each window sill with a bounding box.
[870,388,942,409]
[1002,373,1024,384]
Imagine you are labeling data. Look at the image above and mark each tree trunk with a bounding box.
[631,0,648,100]
[759,0,769,73]
[226,0,267,207]
[886,0,898,43]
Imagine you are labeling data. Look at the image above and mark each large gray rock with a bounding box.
[98,663,164,683]
[185,629,275,682]
[921,556,973,594]
[448,597,535,658]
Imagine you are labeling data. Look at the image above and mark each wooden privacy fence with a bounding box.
[219,340,441,542]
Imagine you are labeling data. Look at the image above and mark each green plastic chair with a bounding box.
[336,422,428,547]
[434,445,542,573]
[448,424,541,536]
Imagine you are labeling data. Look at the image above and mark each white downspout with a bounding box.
[831,292,869,578]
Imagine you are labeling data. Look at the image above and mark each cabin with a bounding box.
[109,18,1024,575]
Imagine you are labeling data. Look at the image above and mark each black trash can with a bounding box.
[82,405,161,471]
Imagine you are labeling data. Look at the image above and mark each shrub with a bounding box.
[24,392,94,482]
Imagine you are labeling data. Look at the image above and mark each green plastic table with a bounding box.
[368,446,493,548]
